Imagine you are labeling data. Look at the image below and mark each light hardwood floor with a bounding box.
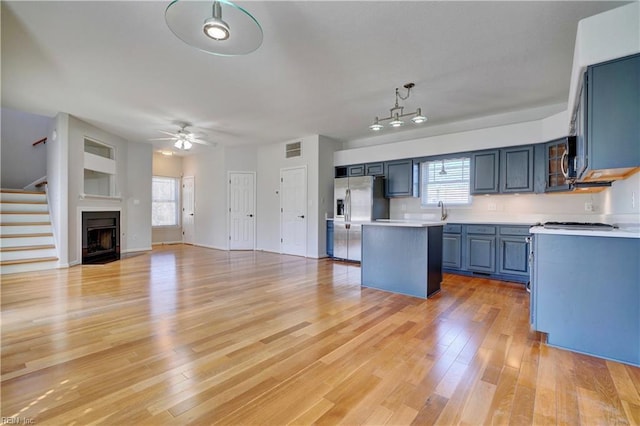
[1,245,639,425]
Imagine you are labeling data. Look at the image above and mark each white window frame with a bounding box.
[420,157,472,207]
[152,176,181,228]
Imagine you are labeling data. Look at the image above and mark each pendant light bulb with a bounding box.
[369,117,383,131]
[389,113,404,128]
[203,2,230,41]
[412,108,427,124]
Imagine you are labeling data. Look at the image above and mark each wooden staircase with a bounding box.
[1,189,58,274]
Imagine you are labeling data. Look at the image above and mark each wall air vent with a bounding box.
[285,141,302,158]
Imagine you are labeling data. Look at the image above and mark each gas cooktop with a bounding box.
[542,221,617,230]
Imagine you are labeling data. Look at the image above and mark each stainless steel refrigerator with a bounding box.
[333,176,389,262]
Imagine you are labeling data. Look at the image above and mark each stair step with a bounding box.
[0,189,45,194]
[1,213,50,223]
[0,244,56,252]
[0,235,55,248]
[1,222,51,226]
[1,256,58,266]
[1,204,49,213]
[0,191,47,203]
[1,246,57,262]
[1,233,54,238]
[1,259,59,275]
[1,224,52,235]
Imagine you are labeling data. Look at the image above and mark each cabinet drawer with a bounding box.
[444,224,462,234]
[466,225,496,235]
[499,226,531,236]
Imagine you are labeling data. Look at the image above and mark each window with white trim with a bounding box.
[420,157,471,206]
[152,176,180,227]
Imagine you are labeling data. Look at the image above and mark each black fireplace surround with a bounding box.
[82,211,120,264]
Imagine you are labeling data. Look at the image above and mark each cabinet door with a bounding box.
[348,164,365,176]
[326,220,334,257]
[384,160,413,197]
[365,162,384,176]
[588,53,640,171]
[500,146,534,193]
[466,235,496,273]
[498,236,529,276]
[443,234,462,269]
[545,140,570,192]
[471,150,499,194]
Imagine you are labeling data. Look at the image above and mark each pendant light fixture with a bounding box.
[165,0,263,56]
[369,83,427,131]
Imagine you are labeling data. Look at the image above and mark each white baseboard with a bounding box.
[193,243,228,251]
[122,247,152,253]
[152,241,184,246]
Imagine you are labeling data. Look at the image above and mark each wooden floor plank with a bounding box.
[1,245,639,425]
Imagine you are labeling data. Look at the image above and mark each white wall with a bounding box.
[256,135,323,257]
[65,115,153,263]
[318,135,343,256]
[394,192,604,224]
[125,142,152,251]
[603,172,640,225]
[1,108,52,188]
[182,146,228,250]
[46,113,70,266]
[152,153,183,244]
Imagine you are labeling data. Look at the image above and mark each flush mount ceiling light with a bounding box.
[369,83,427,131]
[165,0,263,56]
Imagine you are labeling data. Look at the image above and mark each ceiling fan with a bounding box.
[150,123,213,150]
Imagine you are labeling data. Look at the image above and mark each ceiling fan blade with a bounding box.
[149,137,176,141]
[191,138,212,146]
[158,130,179,137]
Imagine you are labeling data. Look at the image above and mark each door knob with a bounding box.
[298,215,305,219]
[247,214,254,217]
[189,213,194,216]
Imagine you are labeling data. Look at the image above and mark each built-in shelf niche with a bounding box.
[83,138,116,197]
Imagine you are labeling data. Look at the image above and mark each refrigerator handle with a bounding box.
[345,188,351,222]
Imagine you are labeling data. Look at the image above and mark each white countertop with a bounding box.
[529,226,640,239]
[336,220,445,228]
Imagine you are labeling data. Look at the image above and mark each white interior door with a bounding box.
[229,172,256,250]
[280,166,307,257]
[182,176,195,244]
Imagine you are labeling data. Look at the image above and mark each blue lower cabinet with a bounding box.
[498,236,529,276]
[466,235,496,273]
[326,220,334,257]
[533,233,640,366]
[443,234,462,269]
[443,224,530,283]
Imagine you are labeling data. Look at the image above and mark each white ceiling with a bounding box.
[1,1,627,154]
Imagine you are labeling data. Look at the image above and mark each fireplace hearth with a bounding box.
[82,211,120,264]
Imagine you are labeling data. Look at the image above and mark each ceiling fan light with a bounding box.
[174,140,193,150]
[203,18,230,40]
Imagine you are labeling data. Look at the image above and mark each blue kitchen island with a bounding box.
[361,221,444,299]
[530,225,640,367]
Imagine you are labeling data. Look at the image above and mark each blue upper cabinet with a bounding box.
[544,139,570,192]
[580,53,640,181]
[348,164,365,176]
[365,162,384,176]
[471,150,499,194]
[385,159,414,197]
[500,146,534,193]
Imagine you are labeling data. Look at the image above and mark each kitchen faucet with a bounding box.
[438,200,447,221]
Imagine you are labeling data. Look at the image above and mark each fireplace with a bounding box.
[82,211,120,264]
